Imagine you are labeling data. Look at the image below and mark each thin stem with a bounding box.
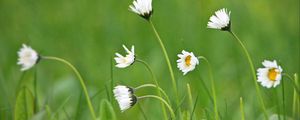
[283,73,300,94]
[42,56,96,120]
[135,84,171,104]
[292,73,299,119]
[110,57,114,102]
[34,68,39,113]
[198,56,219,120]
[281,77,286,120]
[136,59,169,119]
[138,95,176,119]
[240,97,245,120]
[149,20,178,102]
[229,31,268,120]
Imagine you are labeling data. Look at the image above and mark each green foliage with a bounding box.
[14,87,34,120]
[98,99,116,120]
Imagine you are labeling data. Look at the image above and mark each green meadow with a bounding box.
[0,0,299,119]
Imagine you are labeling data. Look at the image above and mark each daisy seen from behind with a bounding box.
[114,45,135,68]
[257,60,283,88]
[177,50,199,75]
[129,0,153,20]
[113,85,137,112]
[207,8,231,31]
[17,44,39,71]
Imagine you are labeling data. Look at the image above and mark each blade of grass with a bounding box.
[240,97,245,120]
[75,91,83,120]
[292,73,299,119]
[190,94,199,120]
[63,107,71,120]
[51,95,72,119]
[138,103,148,120]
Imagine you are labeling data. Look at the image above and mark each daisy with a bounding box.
[129,0,153,20]
[207,8,231,31]
[17,44,39,71]
[177,50,199,75]
[257,60,283,88]
[114,45,135,68]
[113,85,137,112]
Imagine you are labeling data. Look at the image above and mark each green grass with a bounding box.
[0,0,299,119]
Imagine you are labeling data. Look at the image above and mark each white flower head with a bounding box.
[177,50,199,75]
[207,8,231,31]
[257,60,283,88]
[129,0,153,20]
[17,44,39,71]
[114,45,135,68]
[113,85,137,112]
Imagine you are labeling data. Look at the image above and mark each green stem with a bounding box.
[281,77,286,120]
[240,97,245,120]
[135,84,171,104]
[149,20,178,102]
[292,73,299,119]
[136,59,169,119]
[138,95,176,119]
[198,56,219,120]
[42,56,96,120]
[229,31,268,120]
[283,73,300,94]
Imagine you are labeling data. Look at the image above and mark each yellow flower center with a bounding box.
[268,68,278,81]
[185,55,192,66]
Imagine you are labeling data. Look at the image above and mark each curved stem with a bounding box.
[42,56,96,120]
[149,20,178,102]
[229,31,268,120]
[138,95,176,119]
[135,84,171,104]
[135,59,169,119]
[198,56,219,120]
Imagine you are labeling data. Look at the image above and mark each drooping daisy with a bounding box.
[114,45,135,68]
[113,85,137,112]
[177,50,199,75]
[17,44,39,71]
[129,0,153,20]
[257,60,283,88]
[207,8,231,31]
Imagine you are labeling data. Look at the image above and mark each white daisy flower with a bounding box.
[207,8,231,31]
[177,50,199,75]
[129,0,153,20]
[113,85,137,112]
[17,44,39,71]
[257,60,283,88]
[114,45,135,68]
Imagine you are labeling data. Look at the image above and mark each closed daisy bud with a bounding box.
[129,0,153,20]
[177,50,199,75]
[257,60,283,88]
[114,45,135,68]
[113,85,137,112]
[207,8,231,31]
[17,44,39,71]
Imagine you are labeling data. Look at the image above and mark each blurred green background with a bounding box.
[0,0,299,119]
